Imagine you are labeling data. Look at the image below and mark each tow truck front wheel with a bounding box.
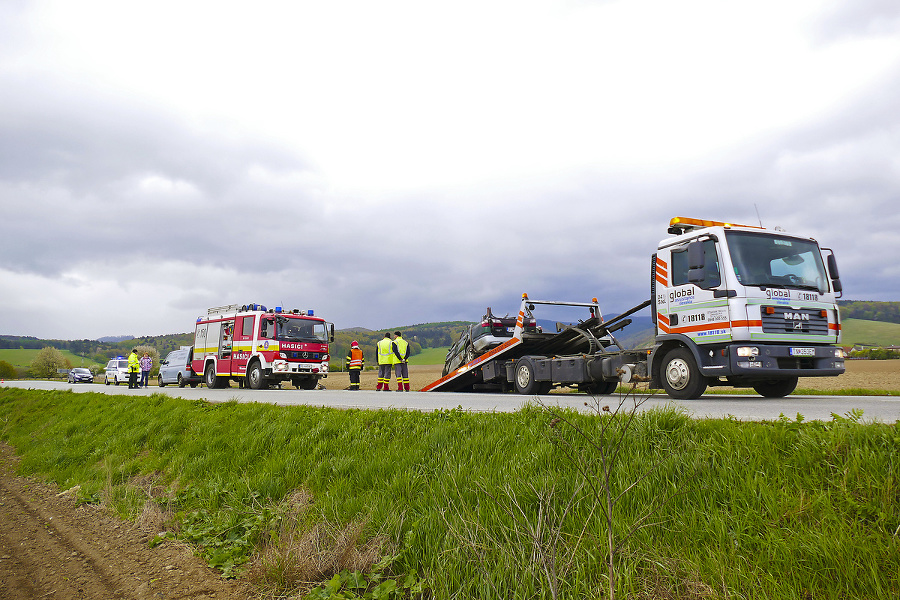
[752,377,798,398]
[660,348,708,400]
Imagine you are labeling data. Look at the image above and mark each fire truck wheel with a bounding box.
[514,357,540,395]
[660,347,708,399]
[752,377,798,398]
[247,362,266,390]
[298,377,318,390]
[204,364,221,389]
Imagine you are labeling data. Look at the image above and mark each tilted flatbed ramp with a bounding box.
[420,294,536,392]
[423,294,647,392]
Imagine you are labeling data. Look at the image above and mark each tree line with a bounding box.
[1,321,475,377]
[838,300,900,324]
[329,321,471,370]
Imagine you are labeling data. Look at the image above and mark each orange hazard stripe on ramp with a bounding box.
[421,336,523,392]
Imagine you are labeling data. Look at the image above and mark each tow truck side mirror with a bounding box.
[827,254,842,295]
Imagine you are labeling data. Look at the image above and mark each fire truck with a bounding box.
[425,217,846,399]
[191,303,334,390]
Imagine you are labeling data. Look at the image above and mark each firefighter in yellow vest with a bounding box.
[391,330,411,391]
[376,332,394,391]
[346,341,364,390]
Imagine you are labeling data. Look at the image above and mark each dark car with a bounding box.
[442,307,539,376]
[67,367,94,384]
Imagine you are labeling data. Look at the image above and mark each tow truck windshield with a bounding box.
[726,231,830,294]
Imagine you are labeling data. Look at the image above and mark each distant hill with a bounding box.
[97,335,135,343]
[838,300,900,324]
[840,319,900,347]
[5,301,897,370]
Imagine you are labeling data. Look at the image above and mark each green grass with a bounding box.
[0,348,101,370]
[841,318,900,347]
[407,346,448,366]
[0,388,897,599]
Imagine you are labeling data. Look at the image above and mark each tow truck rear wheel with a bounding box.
[579,381,618,395]
[752,377,798,398]
[660,347,708,400]
[514,357,542,395]
[247,362,266,390]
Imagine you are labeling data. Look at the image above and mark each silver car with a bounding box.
[158,347,201,387]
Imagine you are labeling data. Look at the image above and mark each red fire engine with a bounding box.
[191,303,334,390]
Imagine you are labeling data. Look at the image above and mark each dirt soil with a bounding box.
[0,443,254,600]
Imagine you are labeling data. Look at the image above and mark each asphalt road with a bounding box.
[4,380,899,423]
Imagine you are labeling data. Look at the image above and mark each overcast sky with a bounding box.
[2,0,899,340]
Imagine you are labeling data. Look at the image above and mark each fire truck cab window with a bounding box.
[671,239,720,288]
[241,316,254,338]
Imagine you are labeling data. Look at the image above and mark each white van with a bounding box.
[158,347,201,387]
[104,358,130,385]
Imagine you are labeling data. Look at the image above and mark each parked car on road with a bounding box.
[104,358,129,385]
[67,367,93,384]
[158,346,201,388]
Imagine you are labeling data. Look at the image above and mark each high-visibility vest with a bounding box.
[377,338,394,365]
[347,348,364,369]
[127,352,140,373]
[392,337,409,364]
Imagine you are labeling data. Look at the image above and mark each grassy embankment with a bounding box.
[1,387,898,599]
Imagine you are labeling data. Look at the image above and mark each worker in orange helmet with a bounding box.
[346,341,364,390]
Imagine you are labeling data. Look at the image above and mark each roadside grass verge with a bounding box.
[0,388,898,599]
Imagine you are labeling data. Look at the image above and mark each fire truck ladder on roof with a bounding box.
[421,294,605,392]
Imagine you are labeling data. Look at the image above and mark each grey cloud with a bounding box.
[0,73,327,275]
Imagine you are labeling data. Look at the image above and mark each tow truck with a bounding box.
[424,217,845,399]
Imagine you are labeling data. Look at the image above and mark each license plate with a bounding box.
[790,347,815,357]
[507,327,514,333]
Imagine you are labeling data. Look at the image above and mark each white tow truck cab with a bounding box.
[650,217,844,398]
